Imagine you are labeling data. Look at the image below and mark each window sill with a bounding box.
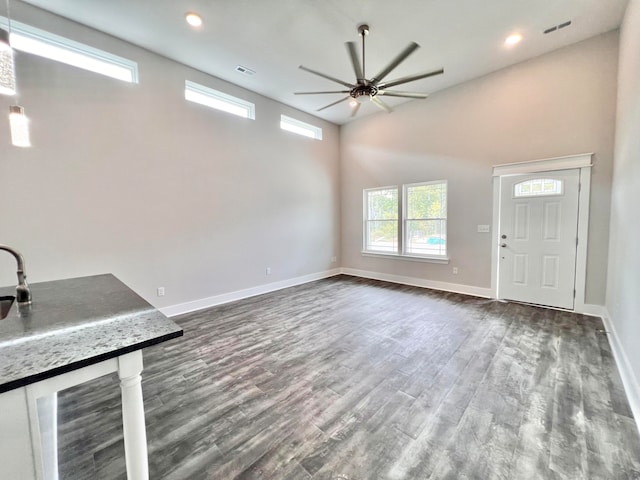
[361,251,450,264]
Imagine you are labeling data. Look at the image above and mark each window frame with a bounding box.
[280,115,322,140]
[363,186,400,254]
[185,80,256,119]
[362,180,449,263]
[402,180,448,259]
[513,178,564,198]
[0,17,139,83]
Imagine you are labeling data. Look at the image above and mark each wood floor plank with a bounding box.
[549,312,589,479]
[53,275,640,479]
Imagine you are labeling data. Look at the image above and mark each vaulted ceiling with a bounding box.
[21,0,629,124]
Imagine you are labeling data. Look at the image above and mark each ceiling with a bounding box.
[20,0,629,125]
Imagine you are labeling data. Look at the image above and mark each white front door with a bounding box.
[498,169,580,309]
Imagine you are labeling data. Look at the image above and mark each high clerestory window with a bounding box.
[184,80,255,119]
[0,17,138,83]
[280,115,322,140]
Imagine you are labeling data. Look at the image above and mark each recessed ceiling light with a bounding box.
[185,12,203,28]
[505,33,523,46]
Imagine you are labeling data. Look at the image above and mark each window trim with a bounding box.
[363,186,399,255]
[185,80,256,119]
[280,115,322,140]
[362,181,449,263]
[402,180,448,259]
[0,17,138,83]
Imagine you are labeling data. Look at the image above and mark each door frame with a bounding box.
[491,153,593,312]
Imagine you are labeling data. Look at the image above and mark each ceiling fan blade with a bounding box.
[371,42,420,85]
[299,65,354,88]
[295,90,351,95]
[378,90,429,99]
[370,96,393,113]
[317,96,351,112]
[346,42,364,82]
[350,101,361,117]
[379,68,444,89]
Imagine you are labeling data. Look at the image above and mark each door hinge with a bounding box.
[576,237,579,246]
[574,289,576,298]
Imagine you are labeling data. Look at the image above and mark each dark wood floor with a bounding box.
[56,275,640,479]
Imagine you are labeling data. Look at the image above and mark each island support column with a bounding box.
[118,351,149,480]
[0,387,37,479]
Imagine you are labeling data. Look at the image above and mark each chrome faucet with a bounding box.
[0,245,32,305]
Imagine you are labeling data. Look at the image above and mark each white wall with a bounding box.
[0,2,340,309]
[340,32,619,305]
[606,0,640,419]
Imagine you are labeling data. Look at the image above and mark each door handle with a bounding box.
[501,243,507,248]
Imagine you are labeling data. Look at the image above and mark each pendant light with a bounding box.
[3,0,30,147]
[0,0,15,95]
[0,26,15,95]
[9,105,29,147]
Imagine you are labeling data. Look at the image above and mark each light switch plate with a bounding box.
[477,224,490,233]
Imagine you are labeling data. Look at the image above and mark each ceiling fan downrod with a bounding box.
[349,23,377,99]
[358,23,369,81]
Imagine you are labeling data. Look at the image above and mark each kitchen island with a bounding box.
[0,274,183,480]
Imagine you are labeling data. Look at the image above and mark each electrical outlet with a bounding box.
[452,267,459,275]
[266,267,271,276]
[331,256,337,263]
[157,287,165,297]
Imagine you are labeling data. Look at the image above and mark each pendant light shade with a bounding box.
[9,105,30,147]
[0,28,16,96]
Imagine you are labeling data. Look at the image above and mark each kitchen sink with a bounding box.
[1,296,15,320]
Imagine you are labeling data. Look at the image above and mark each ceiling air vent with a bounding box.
[543,20,572,34]
[235,65,256,76]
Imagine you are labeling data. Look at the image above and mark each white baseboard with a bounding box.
[579,304,607,318]
[340,268,493,298]
[160,268,341,317]
[601,307,640,431]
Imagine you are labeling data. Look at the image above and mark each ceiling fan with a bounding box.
[295,24,444,117]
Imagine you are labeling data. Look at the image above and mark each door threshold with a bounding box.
[498,298,575,313]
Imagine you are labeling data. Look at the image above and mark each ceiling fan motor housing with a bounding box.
[350,84,378,98]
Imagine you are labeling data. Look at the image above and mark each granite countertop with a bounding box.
[0,274,183,394]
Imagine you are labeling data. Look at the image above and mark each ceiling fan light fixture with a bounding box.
[349,99,359,108]
[185,12,203,28]
[505,33,523,46]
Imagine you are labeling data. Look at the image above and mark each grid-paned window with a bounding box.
[404,181,447,257]
[514,178,563,197]
[363,180,448,259]
[364,187,398,253]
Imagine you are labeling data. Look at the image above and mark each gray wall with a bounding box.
[0,3,341,308]
[607,0,640,405]
[340,31,619,305]
[0,3,624,313]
